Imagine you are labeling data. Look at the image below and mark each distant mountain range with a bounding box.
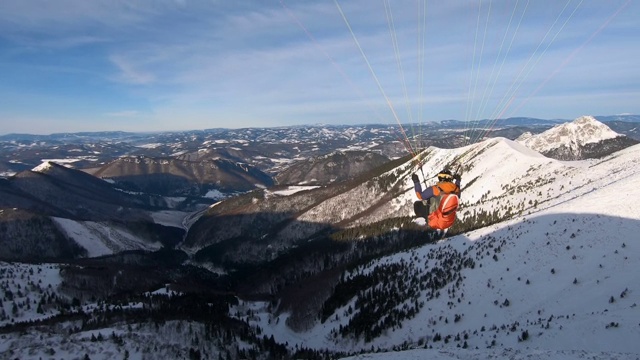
[2,114,638,181]
[3,114,639,142]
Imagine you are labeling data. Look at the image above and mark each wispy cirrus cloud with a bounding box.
[3,34,110,51]
[109,54,156,85]
[105,110,142,117]
[0,0,638,134]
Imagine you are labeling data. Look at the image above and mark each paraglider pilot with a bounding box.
[412,169,461,231]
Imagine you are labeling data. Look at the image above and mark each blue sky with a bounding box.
[0,0,638,134]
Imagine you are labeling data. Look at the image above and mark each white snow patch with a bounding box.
[204,189,226,199]
[149,210,189,228]
[31,161,55,172]
[52,218,163,257]
[145,285,184,297]
[270,186,320,196]
[135,143,163,149]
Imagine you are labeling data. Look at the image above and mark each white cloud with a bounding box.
[109,54,156,85]
[0,0,638,132]
[105,110,141,117]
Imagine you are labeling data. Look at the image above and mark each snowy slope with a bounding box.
[229,139,640,358]
[340,348,639,360]
[371,136,639,229]
[52,218,163,257]
[357,137,570,226]
[0,262,65,326]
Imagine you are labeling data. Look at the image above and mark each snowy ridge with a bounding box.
[358,137,567,225]
[384,137,640,226]
[516,115,620,154]
[229,139,640,359]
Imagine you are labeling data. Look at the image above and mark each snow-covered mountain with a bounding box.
[2,135,640,359]
[0,162,186,260]
[189,136,640,358]
[515,115,637,160]
[516,115,619,150]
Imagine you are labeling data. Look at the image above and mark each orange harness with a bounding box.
[428,184,460,230]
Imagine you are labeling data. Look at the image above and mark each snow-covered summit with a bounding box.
[31,160,80,173]
[516,115,620,154]
[31,161,55,173]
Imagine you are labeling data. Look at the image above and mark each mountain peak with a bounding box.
[574,115,599,125]
[516,115,623,159]
[32,161,56,173]
[29,161,81,178]
[568,115,619,142]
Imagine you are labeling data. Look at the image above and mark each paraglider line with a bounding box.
[334,0,417,158]
[279,0,388,123]
[508,0,632,117]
